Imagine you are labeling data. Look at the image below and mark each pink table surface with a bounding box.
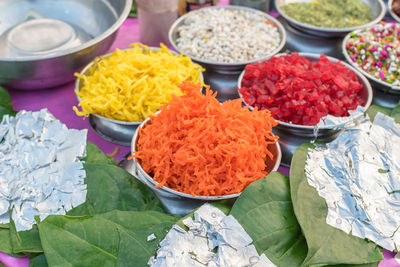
[2,2,399,266]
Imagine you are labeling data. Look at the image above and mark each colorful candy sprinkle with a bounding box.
[345,22,400,87]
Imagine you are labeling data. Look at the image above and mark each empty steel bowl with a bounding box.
[342,28,400,108]
[275,0,385,37]
[127,117,282,216]
[75,47,204,146]
[0,0,132,89]
[237,53,373,166]
[168,5,286,102]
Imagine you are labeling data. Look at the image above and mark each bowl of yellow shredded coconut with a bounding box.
[74,43,204,145]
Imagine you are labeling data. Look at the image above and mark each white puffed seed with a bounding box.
[175,9,281,63]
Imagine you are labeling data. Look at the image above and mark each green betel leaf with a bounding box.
[116,222,174,267]
[83,141,116,165]
[0,87,13,110]
[37,210,177,267]
[67,163,163,216]
[9,220,43,254]
[0,86,16,119]
[0,227,13,256]
[366,104,392,122]
[290,143,383,266]
[390,102,400,123]
[29,254,48,267]
[230,172,308,267]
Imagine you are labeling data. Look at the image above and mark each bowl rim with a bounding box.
[168,5,287,67]
[0,0,133,62]
[342,25,400,93]
[275,0,386,35]
[75,46,205,125]
[388,0,400,23]
[237,52,374,130]
[130,115,282,201]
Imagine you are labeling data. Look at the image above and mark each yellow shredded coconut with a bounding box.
[73,43,204,122]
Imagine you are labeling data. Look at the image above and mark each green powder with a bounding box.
[281,0,371,28]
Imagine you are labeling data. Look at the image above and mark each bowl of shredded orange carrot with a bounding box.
[74,43,204,145]
[128,81,281,215]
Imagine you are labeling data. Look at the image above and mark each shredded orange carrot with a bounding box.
[133,81,279,196]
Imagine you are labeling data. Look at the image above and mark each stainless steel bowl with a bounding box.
[277,16,345,60]
[0,0,132,90]
[75,47,204,146]
[389,0,400,22]
[237,53,373,166]
[342,28,400,108]
[275,0,386,37]
[127,116,282,216]
[168,5,286,102]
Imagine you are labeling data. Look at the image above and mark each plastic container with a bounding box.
[137,0,179,46]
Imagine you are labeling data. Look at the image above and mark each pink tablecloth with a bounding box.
[2,3,399,267]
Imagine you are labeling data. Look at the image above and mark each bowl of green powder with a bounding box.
[275,0,385,37]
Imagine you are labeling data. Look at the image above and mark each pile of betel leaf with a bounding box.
[0,86,398,267]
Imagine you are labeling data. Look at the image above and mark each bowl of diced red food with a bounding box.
[237,52,373,166]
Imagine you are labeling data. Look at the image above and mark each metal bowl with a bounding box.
[127,116,282,216]
[342,28,400,108]
[75,47,204,146]
[275,0,386,37]
[169,5,286,72]
[0,0,132,90]
[168,5,286,102]
[389,0,400,22]
[277,16,345,60]
[237,53,373,166]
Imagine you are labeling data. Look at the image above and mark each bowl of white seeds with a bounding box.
[168,6,287,73]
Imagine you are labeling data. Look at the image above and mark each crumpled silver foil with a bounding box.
[148,203,276,267]
[317,106,365,129]
[306,112,400,251]
[0,109,87,231]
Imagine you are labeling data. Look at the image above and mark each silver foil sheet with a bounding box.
[0,109,87,231]
[306,112,400,251]
[316,106,365,129]
[148,203,276,267]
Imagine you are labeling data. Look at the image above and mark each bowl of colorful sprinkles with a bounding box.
[127,81,281,215]
[74,43,204,145]
[343,22,400,108]
[238,52,373,165]
[168,5,286,73]
[275,0,385,37]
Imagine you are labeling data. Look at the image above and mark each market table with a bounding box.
[2,3,399,267]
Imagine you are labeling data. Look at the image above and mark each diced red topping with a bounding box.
[239,53,365,125]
